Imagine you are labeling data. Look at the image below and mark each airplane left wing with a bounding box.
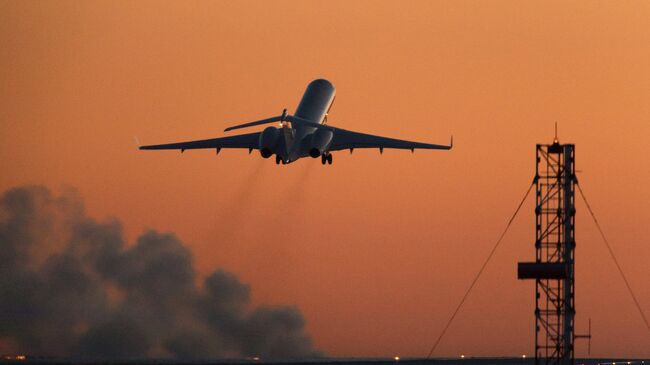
[328,127,452,152]
[139,132,261,152]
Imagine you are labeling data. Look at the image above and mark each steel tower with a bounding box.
[518,140,576,365]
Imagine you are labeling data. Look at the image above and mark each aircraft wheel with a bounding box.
[321,154,326,165]
[327,154,333,165]
[275,156,281,165]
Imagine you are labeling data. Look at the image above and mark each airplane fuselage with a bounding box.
[269,79,336,164]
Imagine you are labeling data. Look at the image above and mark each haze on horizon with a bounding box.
[1,0,649,359]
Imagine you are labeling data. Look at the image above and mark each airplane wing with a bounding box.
[328,127,452,152]
[139,132,261,152]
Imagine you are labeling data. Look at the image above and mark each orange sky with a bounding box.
[1,0,649,358]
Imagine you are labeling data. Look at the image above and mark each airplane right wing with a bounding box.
[139,132,261,152]
[328,127,452,152]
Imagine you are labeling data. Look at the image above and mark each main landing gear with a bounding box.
[275,155,290,165]
[321,153,333,165]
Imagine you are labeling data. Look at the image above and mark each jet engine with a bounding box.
[259,126,280,158]
[309,129,334,158]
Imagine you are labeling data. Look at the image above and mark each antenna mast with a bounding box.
[518,135,577,365]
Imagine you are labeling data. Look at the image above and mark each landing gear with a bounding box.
[275,155,281,165]
[321,153,333,165]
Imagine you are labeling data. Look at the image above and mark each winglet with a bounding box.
[450,135,453,149]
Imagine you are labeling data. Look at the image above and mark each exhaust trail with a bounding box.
[275,160,316,219]
[210,158,267,249]
[254,161,317,268]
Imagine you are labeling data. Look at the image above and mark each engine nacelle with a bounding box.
[309,129,334,158]
[259,126,280,158]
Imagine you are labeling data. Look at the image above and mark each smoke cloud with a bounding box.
[0,185,322,360]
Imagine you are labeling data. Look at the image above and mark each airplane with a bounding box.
[139,79,452,165]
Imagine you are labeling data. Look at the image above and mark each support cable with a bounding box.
[576,183,650,334]
[426,181,535,358]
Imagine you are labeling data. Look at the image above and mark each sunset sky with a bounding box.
[1,0,649,358]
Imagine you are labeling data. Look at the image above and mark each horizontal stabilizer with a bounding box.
[285,115,328,129]
[224,115,284,132]
[224,112,330,132]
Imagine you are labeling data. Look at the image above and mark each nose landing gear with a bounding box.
[321,153,333,165]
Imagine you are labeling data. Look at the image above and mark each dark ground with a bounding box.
[0,357,647,365]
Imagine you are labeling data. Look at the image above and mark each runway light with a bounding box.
[461,355,465,359]
[16,355,26,361]
[522,355,526,358]
[394,356,400,361]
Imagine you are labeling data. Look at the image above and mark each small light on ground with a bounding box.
[394,356,400,361]
[461,355,465,359]
[522,355,526,359]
